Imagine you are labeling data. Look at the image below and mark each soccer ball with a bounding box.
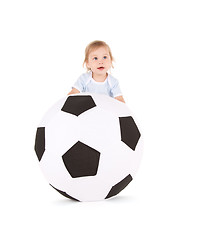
[34,93,143,202]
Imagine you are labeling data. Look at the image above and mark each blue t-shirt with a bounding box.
[72,71,122,98]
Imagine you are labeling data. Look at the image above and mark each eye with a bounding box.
[103,56,107,59]
[93,57,98,60]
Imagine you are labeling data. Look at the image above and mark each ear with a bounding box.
[86,60,90,69]
[110,59,113,68]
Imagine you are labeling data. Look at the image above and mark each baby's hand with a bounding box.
[68,88,80,95]
[115,96,125,103]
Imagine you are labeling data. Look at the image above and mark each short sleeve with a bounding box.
[72,74,86,92]
[110,78,122,98]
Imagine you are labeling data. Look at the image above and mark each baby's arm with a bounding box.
[115,95,125,103]
[67,88,80,95]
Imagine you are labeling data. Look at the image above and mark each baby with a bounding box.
[68,40,125,103]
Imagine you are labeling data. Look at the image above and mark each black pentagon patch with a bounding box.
[105,174,133,199]
[62,141,100,178]
[50,184,79,201]
[61,95,96,116]
[34,127,45,161]
[119,116,141,150]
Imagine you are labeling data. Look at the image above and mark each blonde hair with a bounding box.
[83,40,114,71]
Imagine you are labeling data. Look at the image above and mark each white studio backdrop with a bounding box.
[0,0,208,239]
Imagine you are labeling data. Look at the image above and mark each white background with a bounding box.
[0,0,208,239]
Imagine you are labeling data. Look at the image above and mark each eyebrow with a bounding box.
[91,53,109,57]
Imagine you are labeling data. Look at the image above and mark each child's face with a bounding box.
[86,47,112,76]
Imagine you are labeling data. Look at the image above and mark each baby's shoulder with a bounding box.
[77,72,91,84]
[78,72,91,80]
[108,73,119,87]
[80,72,91,79]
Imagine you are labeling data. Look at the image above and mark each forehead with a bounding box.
[89,46,109,56]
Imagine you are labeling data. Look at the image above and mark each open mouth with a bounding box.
[97,67,105,70]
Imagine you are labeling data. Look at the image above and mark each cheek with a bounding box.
[108,60,112,66]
